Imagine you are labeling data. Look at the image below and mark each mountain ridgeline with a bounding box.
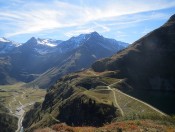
[0,32,128,88]
[22,15,175,131]
[92,15,175,92]
[91,14,175,113]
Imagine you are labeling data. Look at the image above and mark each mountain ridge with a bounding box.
[29,32,128,88]
[0,32,128,87]
[92,14,175,91]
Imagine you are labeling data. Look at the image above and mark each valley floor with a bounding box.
[0,83,46,132]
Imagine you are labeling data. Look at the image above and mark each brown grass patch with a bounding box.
[51,123,95,132]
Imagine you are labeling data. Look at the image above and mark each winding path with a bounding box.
[107,86,124,116]
[113,87,167,116]
[109,81,167,116]
[92,78,167,117]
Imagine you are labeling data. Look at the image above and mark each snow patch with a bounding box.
[0,37,10,42]
[35,48,50,55]
[37,39,57,47]
[92,54,97,58]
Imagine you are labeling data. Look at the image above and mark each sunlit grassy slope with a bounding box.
[0,83,46,113]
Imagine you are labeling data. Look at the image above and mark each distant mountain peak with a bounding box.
[26,37,37,44]
[70,31,100,40]
[0,37,10,43]
[68,34,87,46]
[89,32,103,40]
[26,37,61,47]
[90,31,100,36]
[0,37,21,54]
[69,31,101,44]
[60,31,128,53]
[0,37,20,46]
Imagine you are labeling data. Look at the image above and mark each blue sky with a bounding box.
[0,0,175,43]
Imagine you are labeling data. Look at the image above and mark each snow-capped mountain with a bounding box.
[31,37,62,47]
[0,37,21,54]
[31,32,129,88]
[57,32,128,53]
[21,37,63,55]
[56,34,88,53]
[58,32,101,51]
[24,37,62,47]
[0,32,129,87]
[0,37,10,43]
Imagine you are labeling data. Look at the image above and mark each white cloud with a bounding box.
[65,28,94,37]
[93,22,110,32]
[0,0,174,37]
[105,12,169,28]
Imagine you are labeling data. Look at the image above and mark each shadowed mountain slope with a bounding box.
[91,14,175,114]
[92,14,175,92]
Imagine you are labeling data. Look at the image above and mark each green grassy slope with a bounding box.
[23,70,167,131]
